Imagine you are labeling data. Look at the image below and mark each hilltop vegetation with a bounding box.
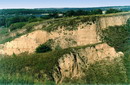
[0,8,122,28]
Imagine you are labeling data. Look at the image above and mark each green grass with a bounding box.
[101,19,130,83]
[101,25,130,51]
[0,36,19,44]
[124,52,130,83]
[0,74,34,84]
[0,43,102,84]
[22,21,40,32]
[84,58,127,84]
[123,36,130,83]
[0,73,56,85]
[0,28,8,35]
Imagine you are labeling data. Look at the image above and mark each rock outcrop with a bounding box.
[0,23,101,55]
[0,31,49,55]
[99,14,130,29]
[53,43,124,83]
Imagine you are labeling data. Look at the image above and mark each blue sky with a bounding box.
[0,0,130,9]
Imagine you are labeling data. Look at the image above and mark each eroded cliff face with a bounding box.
[99,14,130,29]
[0,13,130,55]
[0,31,49,55]
[53,43,125,83]
[0,23,100,55]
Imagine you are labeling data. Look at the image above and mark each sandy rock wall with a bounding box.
[99,14,130,29]
[53,43,124,83]
[0,31,49,55]
[0,23,100,55]
[1,13,130,55]
[50,23,100,49]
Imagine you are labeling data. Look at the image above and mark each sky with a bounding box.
[0,0,130,9]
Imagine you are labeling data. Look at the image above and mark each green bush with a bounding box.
[106,8,122,14]
[9,22,26,31]
[101,25,129,51]
[36,44,52,53]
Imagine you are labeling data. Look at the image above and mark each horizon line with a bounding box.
[0,5,130,9]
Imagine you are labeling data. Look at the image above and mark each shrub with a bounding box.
[101,25,129,51]
[36,44,52,53]
[9,22,26,31]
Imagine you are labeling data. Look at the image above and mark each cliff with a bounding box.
[99,13,130,29]
[0,12,130,55]
[53,43,125,83]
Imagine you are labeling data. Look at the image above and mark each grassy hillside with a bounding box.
[101,19,130,84]
[0,43,103,84]
[0,13,130,84]
[0,42,128,84]
[123,35,130,83]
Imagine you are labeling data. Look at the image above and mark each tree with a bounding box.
[106,8,122,14]
[49,12,59,18]
[75,10,86,16]
[6,16,28,27]
[0,16,6,26]
[65,10,76,17]
[90,9,103,15]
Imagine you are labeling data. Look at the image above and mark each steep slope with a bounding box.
[0,23,100,55]
[1,12,130,55]
[0,43,127,84]
[53,43,125,83]
[99,13,130,29]
[124,37,130,83]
